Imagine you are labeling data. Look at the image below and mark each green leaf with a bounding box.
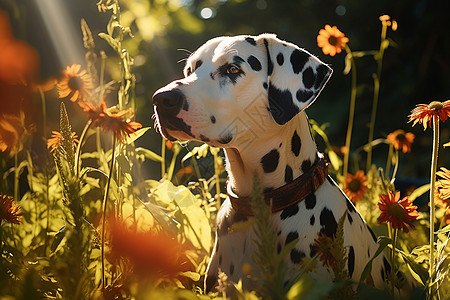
[98,32,119,50]
[358,236,391,287]
[179,271,200,282]
[116,153,131,174]
[50,226,66,253]
[437,224,450,234]
[408,184,430,202]
[400,252,428,286]
[327,150,341,171]
[122,127,150,144]
[135,147,163,162]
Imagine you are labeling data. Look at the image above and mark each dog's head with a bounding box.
[152,34,332,148]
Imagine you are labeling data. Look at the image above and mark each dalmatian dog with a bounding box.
[152,34,408,294]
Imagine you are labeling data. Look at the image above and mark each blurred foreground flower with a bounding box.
[78,99,142,143]
[387,129,415,153]
[313,233,338,269]
[0,114,23,153]
[0,194,23,225]
[57,64,93,102]
[379,14,398,31]
[343,170,368,203]
[47,130,79,152]
[409,100,450,130]
[378,190,419,233]
[317,25,349,56]
[108,220,191,278]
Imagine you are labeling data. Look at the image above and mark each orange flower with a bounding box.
[176,166,194,178]
[313,233,338,269]
[47,130,79,152]
[387,129,415,153]
[343,170,368,203]
[0,194,23,224]
[108,220,191,278]
[57,64,93,102]
[0,114,24,154]
[317,25,349,56]
[436,167,450,208]
[409,100,450,130]
[78,99,142,143]
[378,190,419,233]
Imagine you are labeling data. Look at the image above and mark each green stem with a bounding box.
[75,120,92,178]
[14,151,19,202]
[101,136,117,291]
[212,149,221,211]
[39,88,47,139]
[385,143,394,179]
[366,23,388,171]
[343,45,357,179]
[391,228,397,296]
[161,139,166,178]
[429,116,439,297]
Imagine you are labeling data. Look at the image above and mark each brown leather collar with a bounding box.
[227,156,329,216]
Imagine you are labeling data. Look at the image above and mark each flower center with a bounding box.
[348,179,361,192]
[396,133,406,142]
[68,76,83,91]
[328,36,338,46]
[428,101,443,111]
[387,203,407,221]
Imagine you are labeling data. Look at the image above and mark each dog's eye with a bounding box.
[227,64,240,74]
[186,67,192,77]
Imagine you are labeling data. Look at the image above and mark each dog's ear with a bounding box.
[257,34,333,125]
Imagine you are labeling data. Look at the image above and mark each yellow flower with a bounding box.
[57,64,93,102]
[0,194,23,225]
[387,129,415,153]
[343,170,368,203]
[317,25,349,56]
[409,100,450,130]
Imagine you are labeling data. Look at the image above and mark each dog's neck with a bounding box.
[224,111,318,197]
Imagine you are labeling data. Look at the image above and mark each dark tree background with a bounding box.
[2,0,449,179]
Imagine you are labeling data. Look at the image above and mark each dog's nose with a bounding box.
[153,89,186,114]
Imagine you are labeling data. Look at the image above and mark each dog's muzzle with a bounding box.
[152,88,191,140]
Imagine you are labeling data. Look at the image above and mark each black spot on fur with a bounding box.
[314,64,330,89]
[285,231,299,245]
[276,53,284,65]
[280,203,299,220]
[195,60,203,71]
[348,246,355,278]
[245,37,256,46]
[347,212,353,224]
[319,207,338,238]
[368,248,371,257]
[268,83,299,125]
[230,263,234,276]
[290,49,309,74]
[285,165,293,183]
[291,130,301,156]
[263,82,268,89]
[277,230,282,236]
[296,89,314,103]
[210,72,215,80]
[301,159,312,173]
[310,215,315,225]
[367,225,377,242]
[290,248,305,264]
[247,55,262,71]
[305,194,316,210]
[264,39,274,76]
[210,115,216,123]
[261,149,279,173]
[345,198,357,213]
[381,268,385,281]
[218,134,232,144]
[302,67,315,89]
[277,242,282,254]
[200,135,210,142]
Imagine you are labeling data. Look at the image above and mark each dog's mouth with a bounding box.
[152,107,193,141]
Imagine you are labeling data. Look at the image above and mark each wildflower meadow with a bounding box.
[0,1,449,299]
